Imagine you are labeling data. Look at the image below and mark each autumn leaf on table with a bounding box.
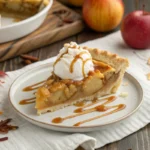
[0,137,8,142]
[0,71,7,77]
[0,119,18,142]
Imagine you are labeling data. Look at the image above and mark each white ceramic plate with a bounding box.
[9,62,143,132]
[0,0,53,43]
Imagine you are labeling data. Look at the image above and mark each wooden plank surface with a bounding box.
[0,0,150,150]
[0,0,84,62]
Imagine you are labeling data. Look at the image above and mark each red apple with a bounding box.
[121,11,150,49]
[83,0,124,32]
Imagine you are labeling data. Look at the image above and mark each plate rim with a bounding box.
[9,63,144,129]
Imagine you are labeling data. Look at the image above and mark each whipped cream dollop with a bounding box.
[53,42,94,81]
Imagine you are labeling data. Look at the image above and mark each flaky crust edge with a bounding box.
[84,47,129,72]
[87,47,129,93]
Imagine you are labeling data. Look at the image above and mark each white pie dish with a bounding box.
[9,59,143,132]
[0,0,53,44]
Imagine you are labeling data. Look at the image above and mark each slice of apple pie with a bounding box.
[35,42,129,115]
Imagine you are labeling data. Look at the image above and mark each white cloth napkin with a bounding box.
[0,31,150,150]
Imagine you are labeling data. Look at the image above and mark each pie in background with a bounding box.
[0,0,49,18]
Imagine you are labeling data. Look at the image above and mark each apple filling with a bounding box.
[35,60,116,114]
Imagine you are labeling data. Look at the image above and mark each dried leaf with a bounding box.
[52,9,67,15]
[0,119,18,134]
[20,54,39,62]
[63,18,74,23]
[0,118,12,127]
[0,71,7,77]
[24,59,32,65]
[0,119,18,142]
[0,137,8,142]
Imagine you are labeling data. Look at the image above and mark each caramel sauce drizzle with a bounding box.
[82,58,92,77]
[74,96,116,111]
[19,97,36,105]
[73,96,114,113]
[70,51,91,78]
[21,80,46,105]
[23,80,46,92]
[53,50,68,67]
[52,96,126,126]
[74,104,126,126]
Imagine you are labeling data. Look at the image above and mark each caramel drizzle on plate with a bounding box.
[74,104,126,126]
[19,97,36,105]
[52,96,126,126]
[74,96,116,113]
[23,80,46,92]
[20,80,45,105]
[0,111,3,115]
[74,96,116,110]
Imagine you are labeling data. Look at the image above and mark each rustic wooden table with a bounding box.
[0,0,150,150]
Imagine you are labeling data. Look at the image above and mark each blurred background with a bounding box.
[123,0,150,15]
